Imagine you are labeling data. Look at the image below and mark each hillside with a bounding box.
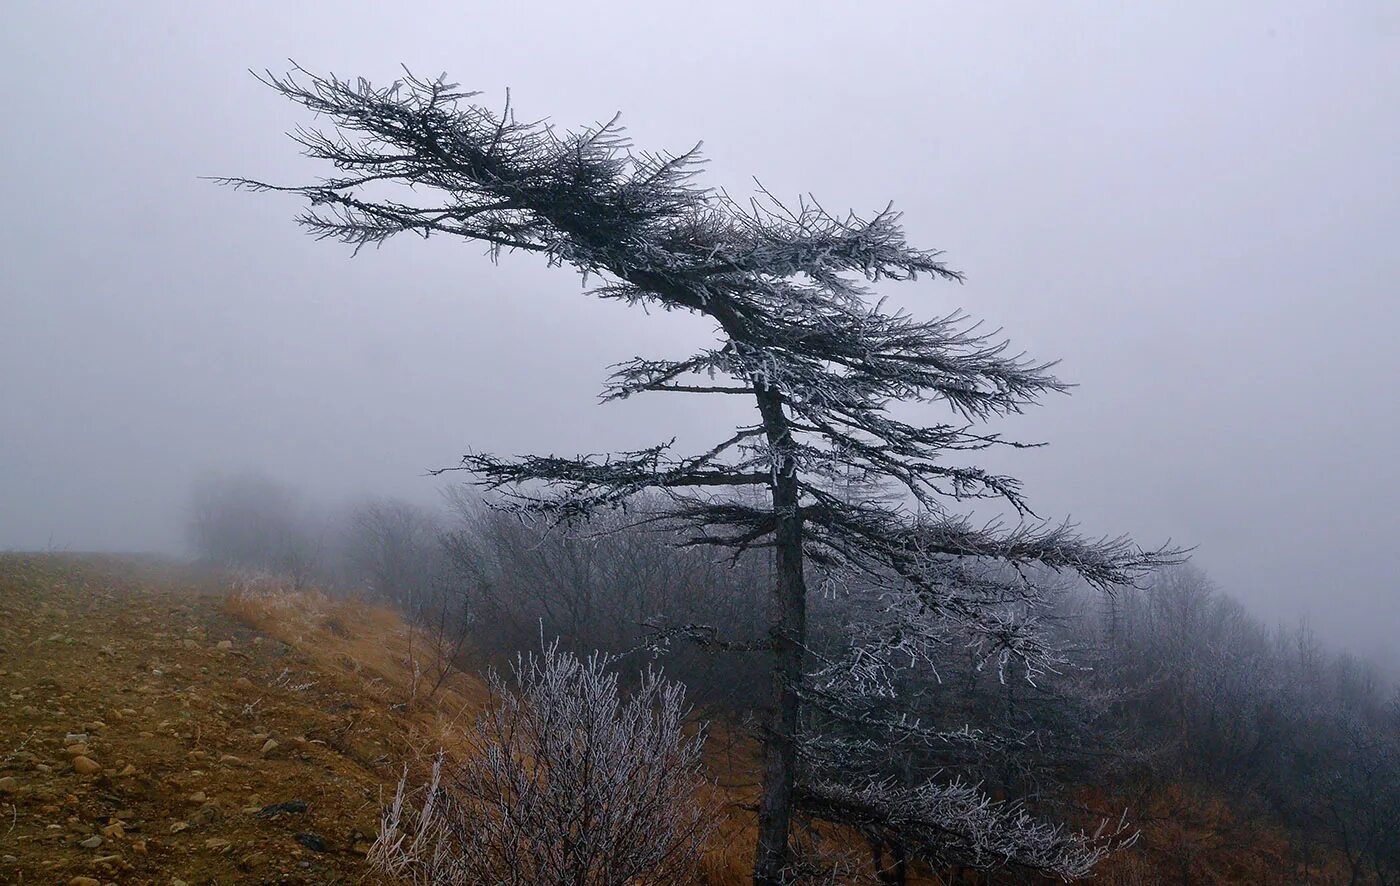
[0,554,425,884]
[0,554,1372,885]
[0,554,763,886]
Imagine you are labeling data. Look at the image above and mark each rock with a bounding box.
[216,640,233,650]
[0,776,17,792]
[255,800,308,818]
[71,756,101,775]
[66,743,90,756]
[218,754,242,766]
[100,822,124,839]
[116,764,136,777]
[187,802,221,827]
[187,791,207,803]
[204,837,232,850]
[64,732,89,744]
[69,878,101,886]
[169,821,189,834]
[78,834,102,848]
[294,832,329,852]
[259,739,279,757]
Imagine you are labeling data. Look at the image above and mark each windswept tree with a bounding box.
[224,67,1178,883]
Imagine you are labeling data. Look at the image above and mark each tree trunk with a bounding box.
[752,392,808,885]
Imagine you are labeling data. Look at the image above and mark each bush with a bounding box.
[371,642,715,885]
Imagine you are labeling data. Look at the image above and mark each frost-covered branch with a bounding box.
[794,777,1134,881]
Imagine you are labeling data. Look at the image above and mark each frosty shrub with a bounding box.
[370,642,714,885]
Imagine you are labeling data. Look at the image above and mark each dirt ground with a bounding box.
[0,554,402,885]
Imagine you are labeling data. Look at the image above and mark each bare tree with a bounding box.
[370,643,714,885]
[225,68,1178,883]
[186,471,322,587]
[341,497,444,607]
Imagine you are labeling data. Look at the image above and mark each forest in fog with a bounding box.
[4,4,1397,884]
[188,472,1400,883]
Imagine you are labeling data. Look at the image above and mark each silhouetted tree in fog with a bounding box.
[225,67,1179,883]
[341,497,445,607]
[186,471,321,587]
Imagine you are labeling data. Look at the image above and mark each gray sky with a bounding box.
[2,2,1396,658]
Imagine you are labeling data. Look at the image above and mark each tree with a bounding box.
[341,497,445,607]
[186,471,322,588]
[224,67,1178,883]
[370,642,713,885]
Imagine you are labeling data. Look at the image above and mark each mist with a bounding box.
[2,0,1396,664]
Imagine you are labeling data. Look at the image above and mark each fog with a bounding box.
[2,3,1396,658]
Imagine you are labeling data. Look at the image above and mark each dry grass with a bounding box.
[223,580,766,884]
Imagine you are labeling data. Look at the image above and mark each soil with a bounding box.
[0,554,399,885]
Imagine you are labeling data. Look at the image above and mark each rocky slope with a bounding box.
[0,554,402,885]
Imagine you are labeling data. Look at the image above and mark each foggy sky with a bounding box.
[2,3,1396,659]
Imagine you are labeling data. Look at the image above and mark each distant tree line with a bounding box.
[187,472,1399,883]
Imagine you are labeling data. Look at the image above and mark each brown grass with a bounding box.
[223,581,765,884]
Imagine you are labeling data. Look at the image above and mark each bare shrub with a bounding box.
[371,642,715,885]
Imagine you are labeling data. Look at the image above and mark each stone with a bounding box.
[255,799,307,818]
[216,640,233,650]
[69,878,101,886]
[294,832,328,852]
[259,739,279,757]
[100,822,124,839]
[71,756,101,775]
[0,776,17,792]
[78,834,102,848]
[188,802,221,827]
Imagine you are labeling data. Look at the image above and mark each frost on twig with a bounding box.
[369,642,715,886]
